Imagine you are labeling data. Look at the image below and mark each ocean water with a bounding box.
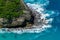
[0,0,60,40]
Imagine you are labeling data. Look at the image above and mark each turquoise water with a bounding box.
[0,0,60,40]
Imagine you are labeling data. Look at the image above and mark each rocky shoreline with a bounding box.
[0,10,34,28]
[0,0,49,32]
[0,5,49,33]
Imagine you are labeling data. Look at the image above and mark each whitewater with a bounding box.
[0,0,59,34]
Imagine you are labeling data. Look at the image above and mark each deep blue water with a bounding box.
[0,0,60,40]
[46,0,60,11]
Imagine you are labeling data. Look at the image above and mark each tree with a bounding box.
[0,0,24,24]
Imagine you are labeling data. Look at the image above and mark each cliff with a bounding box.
[0,0,34,28]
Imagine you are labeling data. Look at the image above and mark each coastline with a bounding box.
[0,0,51,34]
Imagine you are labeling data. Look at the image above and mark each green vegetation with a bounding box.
[0,0,24,24]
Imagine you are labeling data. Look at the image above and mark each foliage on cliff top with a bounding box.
[0,0,24,19]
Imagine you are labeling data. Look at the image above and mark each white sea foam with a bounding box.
[24,1,53,33]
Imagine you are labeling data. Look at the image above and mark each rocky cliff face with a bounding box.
[0,11,34,28]
[0,0,34,28]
